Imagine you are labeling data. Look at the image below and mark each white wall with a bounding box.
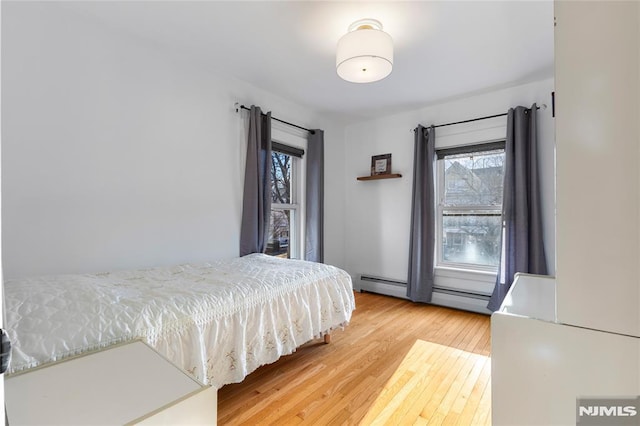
[1,2,346,279]
[344,79,555,291]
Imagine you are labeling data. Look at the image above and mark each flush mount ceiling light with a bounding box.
[336,19,393,83]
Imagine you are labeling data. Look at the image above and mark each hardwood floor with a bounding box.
[217,291,491,425]
[360,340,491,425]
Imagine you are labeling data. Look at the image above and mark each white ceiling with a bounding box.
[60,1,554,123]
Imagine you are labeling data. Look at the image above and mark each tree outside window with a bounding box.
[266,151,295,258]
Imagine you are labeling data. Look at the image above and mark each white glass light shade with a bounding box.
[336,24,393,83]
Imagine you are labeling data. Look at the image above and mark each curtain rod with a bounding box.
[237,104,315,134]
[422,104,545,130]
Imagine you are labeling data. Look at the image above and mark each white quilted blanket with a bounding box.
[5,254,355,388]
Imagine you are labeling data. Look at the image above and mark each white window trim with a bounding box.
[434,142,504,294]
[271,124,307,260]
[434,266,496,296]
[428,121,508,301]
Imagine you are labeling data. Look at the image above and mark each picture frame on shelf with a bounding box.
[371,153,392,175]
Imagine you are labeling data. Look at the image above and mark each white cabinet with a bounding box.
[5,341,217,425]
[492,274,640,425]
[555,0,640,337]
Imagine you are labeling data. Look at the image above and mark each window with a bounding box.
[437,143,505,272]
[265,143,303,259]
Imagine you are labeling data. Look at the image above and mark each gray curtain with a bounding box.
[305,129,324,263]
[488,104,547,311]
[407,125,436,302]
[239,106,272,256]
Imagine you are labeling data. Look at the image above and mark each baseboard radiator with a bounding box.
[357,274,491,315]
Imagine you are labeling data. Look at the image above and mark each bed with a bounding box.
[4,254,355,388]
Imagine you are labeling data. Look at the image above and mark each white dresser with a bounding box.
[492,274,640,425]
[5,341,217,425]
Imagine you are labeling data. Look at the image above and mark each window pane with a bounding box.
[443,150,504,207]
[265,209,291,258]
[442,213,502,267]
[271,152,292,204]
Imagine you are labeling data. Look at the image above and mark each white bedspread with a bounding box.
[5,254,355,388]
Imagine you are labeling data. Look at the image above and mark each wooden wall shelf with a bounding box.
[357,173,402,181]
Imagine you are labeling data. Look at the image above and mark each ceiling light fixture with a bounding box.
[336,19,393,84]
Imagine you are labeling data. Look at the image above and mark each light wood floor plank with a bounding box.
[362,342,449,425]
[451,354,490,414]
[457,358,492,426]
[418,348,473,423]
[393,343,454,424]
[470,375,492,425]
[218,291,491,425]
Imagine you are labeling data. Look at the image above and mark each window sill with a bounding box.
[436,266,497,278]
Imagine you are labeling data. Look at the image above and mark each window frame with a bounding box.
[268,143,304,259]
[435,141,506,274]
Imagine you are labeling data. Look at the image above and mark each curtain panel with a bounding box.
[488,104,547,311]
[305,129,324,263]
[407,125,437,303]
[240,106,272,256]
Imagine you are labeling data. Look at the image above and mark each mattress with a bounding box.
[5,254,355,388]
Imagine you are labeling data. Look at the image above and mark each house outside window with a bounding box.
[436,143,505,273]
[266,143,303,259]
